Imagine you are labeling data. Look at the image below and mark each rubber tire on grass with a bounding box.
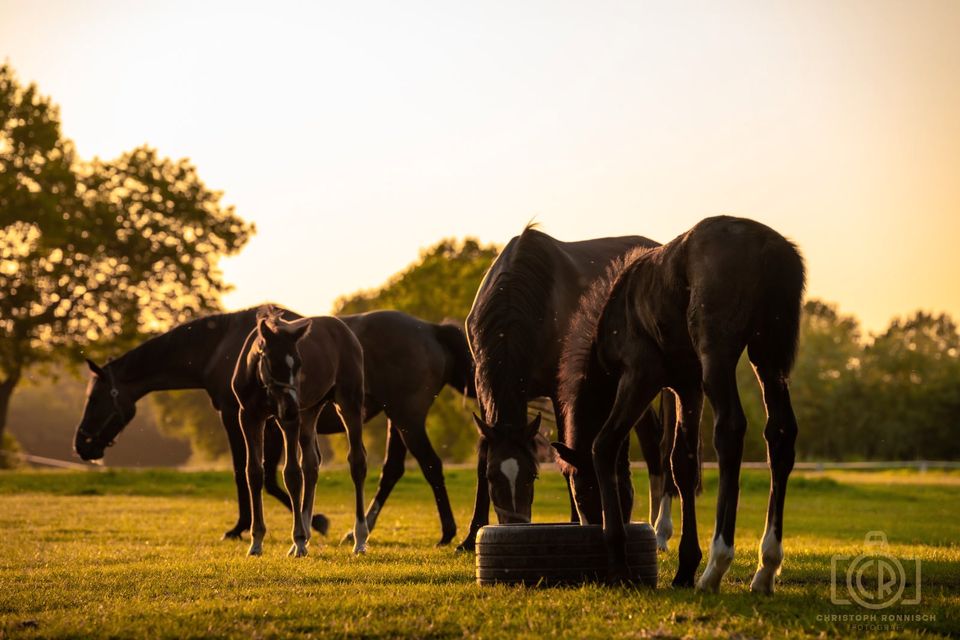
[476,522,658,587]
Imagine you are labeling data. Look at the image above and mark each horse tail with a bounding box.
[750,237,806,377]
[434,321,476,398]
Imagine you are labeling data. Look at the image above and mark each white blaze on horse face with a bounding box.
[697,531,735,592]
[284,357,298,404]
[500,458,519,509]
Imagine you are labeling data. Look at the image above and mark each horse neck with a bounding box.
[111,320,227,400]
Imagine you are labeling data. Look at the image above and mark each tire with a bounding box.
[476,522,658,587]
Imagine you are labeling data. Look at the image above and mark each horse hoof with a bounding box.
[312,514,330,536]
[288,542,309,558]
[340,530,355,546]
[749,568,777,595]
[455,538,476,553]
[671,572,695,588]
[352,542,367,555]
[247,544,263,557]
[222,528,245,541]
[656,537,669,553]
[437,529,456,547]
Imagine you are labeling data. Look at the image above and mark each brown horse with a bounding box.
[557,216,805,592]
[73,306,474,545]
[462,224,676,551]
[231,309,367,557]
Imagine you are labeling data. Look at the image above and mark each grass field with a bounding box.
[1,465,958,639]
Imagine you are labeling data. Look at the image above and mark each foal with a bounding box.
[557,216,804,593]
[232,310,368,557]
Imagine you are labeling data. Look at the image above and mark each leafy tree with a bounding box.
[790,300,865,459]
[149,390,229,462]
[860,312,960,459]
[331,238,499,463]
[334,238,499,322]
[0,63,253,449]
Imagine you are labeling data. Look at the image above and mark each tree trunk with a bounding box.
[0,372,21,449]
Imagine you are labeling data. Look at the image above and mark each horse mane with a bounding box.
[557,246,650,433]
[111,308,258,375]
[472,225,555,424]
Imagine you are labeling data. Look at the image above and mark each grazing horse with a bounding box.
[232,310,367,556]
[556,216,805,592]
[304,311,475,547]
[460,224,676,551]
[73,306,475,545]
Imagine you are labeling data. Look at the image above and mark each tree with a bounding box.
[860,312,960,459]
[331,238,499,463]
[334,238,499,322]
[789,299,865,459]
[0,63,253,447]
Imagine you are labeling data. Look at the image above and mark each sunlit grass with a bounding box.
[1,467,957,638]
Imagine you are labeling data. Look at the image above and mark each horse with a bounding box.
[231,309,367,557]
[460,224,677,551]
[307,310,475,547]
[73,306,475,545]
[555,215,805,593]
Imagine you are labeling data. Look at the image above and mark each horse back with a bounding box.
[297,316,365,408]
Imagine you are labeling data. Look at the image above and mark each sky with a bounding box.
[2,0,958,334]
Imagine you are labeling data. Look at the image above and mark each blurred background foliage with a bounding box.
[3,61,959,467]
[0,63,251,464]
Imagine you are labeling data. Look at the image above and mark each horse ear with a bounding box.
[525,412,542,439]
[85,358,105,377]
[473,413,495,440]
[287,320,310,343]
[551,442,577,468]
[257,316,277,339]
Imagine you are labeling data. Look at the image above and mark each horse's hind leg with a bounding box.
[336,391,368,554]
[696,352,748,593]
[552,398,580,524]
[401,420,458,546]
[239,409,267,556]
[655,391,678,551]
[633,402,669,548]
[749,365,797,594]
[340,418,407,546]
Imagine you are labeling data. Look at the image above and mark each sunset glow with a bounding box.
[3,0,958,333]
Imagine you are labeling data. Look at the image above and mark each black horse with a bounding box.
[556,216,804,593]
[74,307,475,545]
[461,225,676,551]
[232,310,366,557]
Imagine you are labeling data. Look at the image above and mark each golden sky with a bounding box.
[3,0,958,334]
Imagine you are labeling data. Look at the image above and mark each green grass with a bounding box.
[1,466,958,638]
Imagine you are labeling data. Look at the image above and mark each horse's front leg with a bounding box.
[671,385,705,587]
[297,406,322,552]
[593,375,659,583]
[222,405,252,540]
[456,438,490,552]
[337,395,368,554]
[239,409,267,556]
[278,418,308,558]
